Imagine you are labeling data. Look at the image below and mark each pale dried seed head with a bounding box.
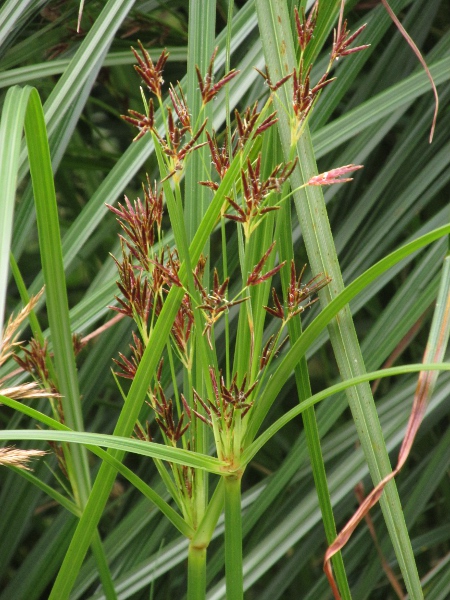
[0,289,44,367]
[0,446,47,470]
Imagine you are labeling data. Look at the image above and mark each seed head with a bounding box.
[294,1,319,52]
[331,18,369,63]
[0,446,47,471]
[196,47,239,105]
[307,164,363,186]
[132,42,169,99]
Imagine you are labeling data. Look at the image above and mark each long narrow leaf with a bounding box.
[254,2,427,596]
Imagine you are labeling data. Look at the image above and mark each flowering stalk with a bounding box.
[255,0,369,144]
[113,5,372,597]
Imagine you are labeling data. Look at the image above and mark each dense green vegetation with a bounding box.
[0,1,449,598]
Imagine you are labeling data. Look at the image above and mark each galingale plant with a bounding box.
[101,5,392,598]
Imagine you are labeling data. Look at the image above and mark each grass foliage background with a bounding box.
[0,0,449,598]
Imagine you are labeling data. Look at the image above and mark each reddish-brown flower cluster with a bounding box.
[123,45,209,178]
[132,360,190,448]
[259,333,289,372]
[150,247,183,289]
[331,18,369,63]
[132,41,169,99]
[168,83,191,129]
[254,65,292,93]
[200,105,279,192]
[108,185,197,362]
[156,112,207,180]
[264,261,331,321]
[292,2,369,130]
[294,1,319,52]
[150,383,190,445]
[292,62,335,125]
[195,269,247,348]
[14,338,51,387]
[199,131,230,191]
[110,240,198,362]
[246,242,285,287]
[107,177,163,271]
[234,102,278,149]
[189,368,257,429]
[196,47,239,105]
[224,155,296,237]
[113,332,145,380]
[110,246,160,324]
[171,293,195,358]
[122,100,155,141]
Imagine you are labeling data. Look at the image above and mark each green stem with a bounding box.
[187,542,207,600]
[224,473,244,600]
[221,217,231,386]
[91,532,117,600]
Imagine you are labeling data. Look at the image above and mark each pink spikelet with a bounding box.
[307,164,363,186]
